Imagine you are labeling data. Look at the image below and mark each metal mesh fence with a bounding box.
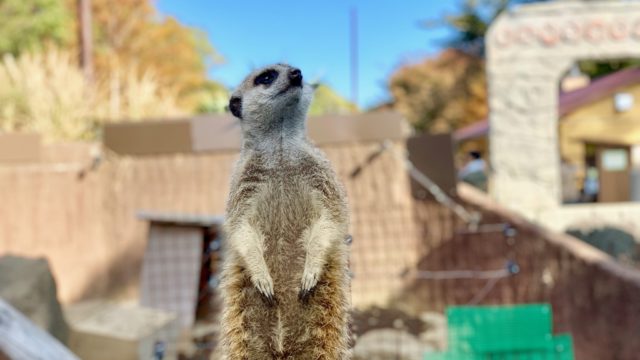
[2,141,640,359]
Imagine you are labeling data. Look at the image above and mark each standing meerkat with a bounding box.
[219,63,351,359]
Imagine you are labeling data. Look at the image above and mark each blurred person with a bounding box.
[561,158,580,203]
[582,166,599,202]
[459,151,487,191]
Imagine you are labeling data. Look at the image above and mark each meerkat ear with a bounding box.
[229,96,242,119]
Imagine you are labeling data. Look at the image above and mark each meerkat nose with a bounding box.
[289,68,303,87]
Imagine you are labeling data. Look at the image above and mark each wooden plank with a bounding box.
[103,119,192,156]
[0,133,41,163]
[0,299,79,360]
[596,145,631,202]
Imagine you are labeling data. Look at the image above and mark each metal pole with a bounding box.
[350,7,358,110]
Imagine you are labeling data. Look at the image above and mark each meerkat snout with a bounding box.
[289,68,303,87]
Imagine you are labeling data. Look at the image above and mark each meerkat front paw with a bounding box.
[251,273,276,306]
[298,265,321,302]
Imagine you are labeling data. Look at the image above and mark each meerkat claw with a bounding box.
[262,293,276,307]
[253,276,275,305]
[298,288,312,302]
[299,271,319,302]
[257,288,276,306]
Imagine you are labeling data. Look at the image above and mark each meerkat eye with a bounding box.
[254,70,279,86]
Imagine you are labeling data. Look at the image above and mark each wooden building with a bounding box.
[455,67,640,203]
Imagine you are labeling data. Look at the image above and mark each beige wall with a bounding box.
[0,162,105,302]
[487,1,640,213]
[487,1,640,235]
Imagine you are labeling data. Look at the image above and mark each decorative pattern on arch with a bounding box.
[486,1,640,215]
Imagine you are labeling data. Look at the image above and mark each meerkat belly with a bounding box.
[253,176,318,289]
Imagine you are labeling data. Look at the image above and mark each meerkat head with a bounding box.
[228,64,313,134]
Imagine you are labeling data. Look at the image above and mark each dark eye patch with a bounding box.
[254,69,279,86]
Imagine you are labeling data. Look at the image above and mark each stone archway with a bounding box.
[487,1,640,216]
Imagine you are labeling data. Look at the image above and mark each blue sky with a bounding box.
[156,1,458,109]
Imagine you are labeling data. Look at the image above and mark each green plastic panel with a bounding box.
[426,334,575,360]
[550,334,574,360]
[424,352,484,360]
[446,304,554,353]
[486,334,573,359]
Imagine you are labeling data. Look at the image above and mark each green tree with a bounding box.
[66,0,224,112]
[436,0,636,77]
[309,85,357,116]
[0,0,71,55]
[578,59,640,79]
[387,0,549,134]
[195,80,229,114]
[426,0,548,56]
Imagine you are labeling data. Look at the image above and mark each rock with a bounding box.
[419,312,446,329]
[0,255,69,343]
[353,328,433,360]
[0,299,79,360]
[65,300,180,360]
[419,312,447,351]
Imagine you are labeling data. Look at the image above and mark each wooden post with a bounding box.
[77,0,93,83]
[0,299,79,360]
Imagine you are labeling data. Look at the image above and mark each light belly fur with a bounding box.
[252,177,317,289]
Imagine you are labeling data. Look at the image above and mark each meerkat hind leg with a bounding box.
[283,253,350,359]
[220,261,280,360]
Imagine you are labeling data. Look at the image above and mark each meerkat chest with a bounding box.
[247,150,324,236]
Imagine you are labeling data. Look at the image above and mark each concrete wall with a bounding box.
[487,1,640,234]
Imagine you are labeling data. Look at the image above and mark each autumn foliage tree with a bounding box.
[65,0,224,111]
[393,0,623,136]
[0,0,227,140]
[388,0,550,134]
[389,49,487,133]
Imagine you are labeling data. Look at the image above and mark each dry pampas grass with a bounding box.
[0,49,184,141]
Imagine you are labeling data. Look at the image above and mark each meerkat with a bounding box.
[218,64,351,360]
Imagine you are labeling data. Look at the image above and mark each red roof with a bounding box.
[454,67,640,142]
[453,119,489,142]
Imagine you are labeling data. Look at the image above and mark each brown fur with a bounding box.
[218,64,351,359]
